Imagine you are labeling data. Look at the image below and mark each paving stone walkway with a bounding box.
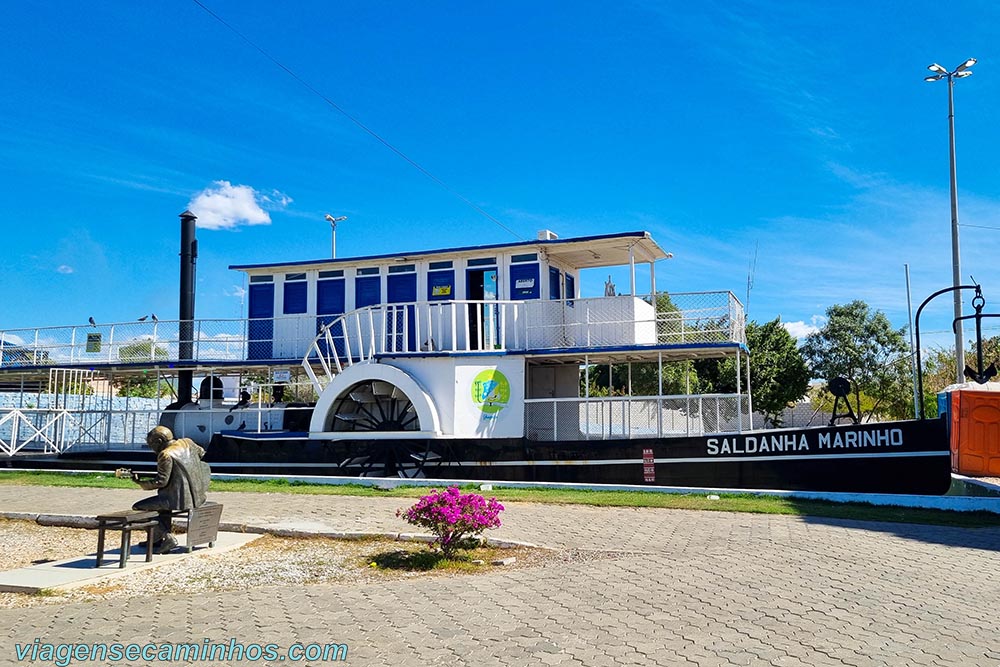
[1,485,999,666]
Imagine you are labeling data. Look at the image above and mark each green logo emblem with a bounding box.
[471,369,510,416]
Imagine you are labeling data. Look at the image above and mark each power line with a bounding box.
[960,223,1000,232]
[189,0,524,241]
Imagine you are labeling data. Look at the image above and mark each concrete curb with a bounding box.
[0,513,542,550]
[203,472,1000,514]
[9,468,1000,513]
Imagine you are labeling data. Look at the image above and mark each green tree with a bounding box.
[113,341,172,398]
[801,301,909,423]
[118,340,169,363]
[583,360,697,397]
[114,374,173,399]
[744,319,811,427]
[694,318,810,427]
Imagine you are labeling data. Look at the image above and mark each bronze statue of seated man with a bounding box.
[129,426,211,554]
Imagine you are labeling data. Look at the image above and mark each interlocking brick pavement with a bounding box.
[1,485,999,665]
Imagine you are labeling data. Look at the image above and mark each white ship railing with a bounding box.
[524,393,753,440]
[0,318,259,370]
[0,292,743,374]
[302,291,745,392]
[0,404,317,455]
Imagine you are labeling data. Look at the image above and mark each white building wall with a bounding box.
[389,355,525,438]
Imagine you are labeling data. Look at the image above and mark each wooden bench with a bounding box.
[95,510,160,568]
[170,501,224,552]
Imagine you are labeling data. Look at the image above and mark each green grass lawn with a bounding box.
[1,470,998,528]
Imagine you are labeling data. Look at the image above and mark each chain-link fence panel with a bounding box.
[653,291,746,346]
[525,393,751,441]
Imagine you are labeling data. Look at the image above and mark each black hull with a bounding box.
[206,418,952,494]
[21,419,952,495]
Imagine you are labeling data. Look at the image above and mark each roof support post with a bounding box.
[628,244,636,296]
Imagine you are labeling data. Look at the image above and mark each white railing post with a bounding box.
[499,304,506,350]
[551,400,558,441]
[354,313,364,361]
[414,302,421,352]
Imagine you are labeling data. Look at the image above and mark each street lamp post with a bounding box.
[926,58,976,385]
[324,214,348,258]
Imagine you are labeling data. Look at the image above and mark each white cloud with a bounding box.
[187,181,292,230]
[56,265,74,274]
[783,318,823,340]
[225,285,247,299]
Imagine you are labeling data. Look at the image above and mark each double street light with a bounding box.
[324,214,348,258]
[925,58,976,385]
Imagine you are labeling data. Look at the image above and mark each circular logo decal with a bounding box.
[471,369,510,416]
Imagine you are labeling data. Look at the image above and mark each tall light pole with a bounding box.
[926,57,976,385]
[324,214,347,258]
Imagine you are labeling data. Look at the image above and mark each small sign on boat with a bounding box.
[642,448,655,482]
[86,333,101,353]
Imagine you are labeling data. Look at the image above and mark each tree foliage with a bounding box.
[114,375,173,399]
[583,317,809,427]
[692,319,810,426]
[119,340,169,363]
[583,361,696,397]
[743,319,811,427]
[801,301,908,422]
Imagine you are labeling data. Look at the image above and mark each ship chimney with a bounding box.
[178,210,198,404]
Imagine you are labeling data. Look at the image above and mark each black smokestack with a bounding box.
[178,210,198,404]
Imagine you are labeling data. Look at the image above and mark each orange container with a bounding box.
[949,389,1000,476]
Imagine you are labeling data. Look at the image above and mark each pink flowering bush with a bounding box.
[397,487,504,558]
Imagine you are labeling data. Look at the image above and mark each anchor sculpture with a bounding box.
[955,286,999,384]
[915,281,1000,419]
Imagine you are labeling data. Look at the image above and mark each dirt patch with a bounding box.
[0,520,630,609]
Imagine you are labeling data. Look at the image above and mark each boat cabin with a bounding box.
[230,230,668,361]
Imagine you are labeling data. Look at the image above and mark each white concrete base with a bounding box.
[0,531,262,594]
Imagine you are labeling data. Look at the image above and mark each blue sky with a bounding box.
[3,1,1000,351]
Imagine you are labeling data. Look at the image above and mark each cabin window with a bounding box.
[388,264,415,274]
[511,253,537,263]
[318,270,344,278]
[317,277,345,315]
[428,270,454,300]
[355,275,381,308]
[429,260,453,270]
[249,275,273,283]
[467,257,497,267]
[283,275,308,314]
[549,267,561,300]
[247,283,275,360]
[510,263,540,300]
[565,273,575,307]
[357,267,380,276]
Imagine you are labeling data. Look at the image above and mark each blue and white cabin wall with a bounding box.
[240,248,580,360]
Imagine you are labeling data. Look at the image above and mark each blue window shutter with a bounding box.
[283,281,307,314]
[549,267,561,300]
[355,276,381,308]
[317,279,345,315]
[427,270,455,301]
[510,263,540,300]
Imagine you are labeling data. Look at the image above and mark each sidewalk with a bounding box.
[2,484,1000,666]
